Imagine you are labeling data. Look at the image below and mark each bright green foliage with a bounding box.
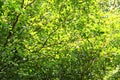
[0,0,120,80]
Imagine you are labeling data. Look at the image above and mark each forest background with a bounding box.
[0,0,120,80]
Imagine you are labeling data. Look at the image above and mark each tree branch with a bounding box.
[39,27,60,50]
[3,0,25,47]
[21,0,24,8]
[24,0,36,9]
[32,27,60,53]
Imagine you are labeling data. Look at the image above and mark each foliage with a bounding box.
[0,0,120,80]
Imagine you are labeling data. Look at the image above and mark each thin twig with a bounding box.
[39,27,60,50]
[32,27,60,53]
[24,0,36,9]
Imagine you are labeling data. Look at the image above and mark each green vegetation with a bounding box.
[0,0,120,80]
